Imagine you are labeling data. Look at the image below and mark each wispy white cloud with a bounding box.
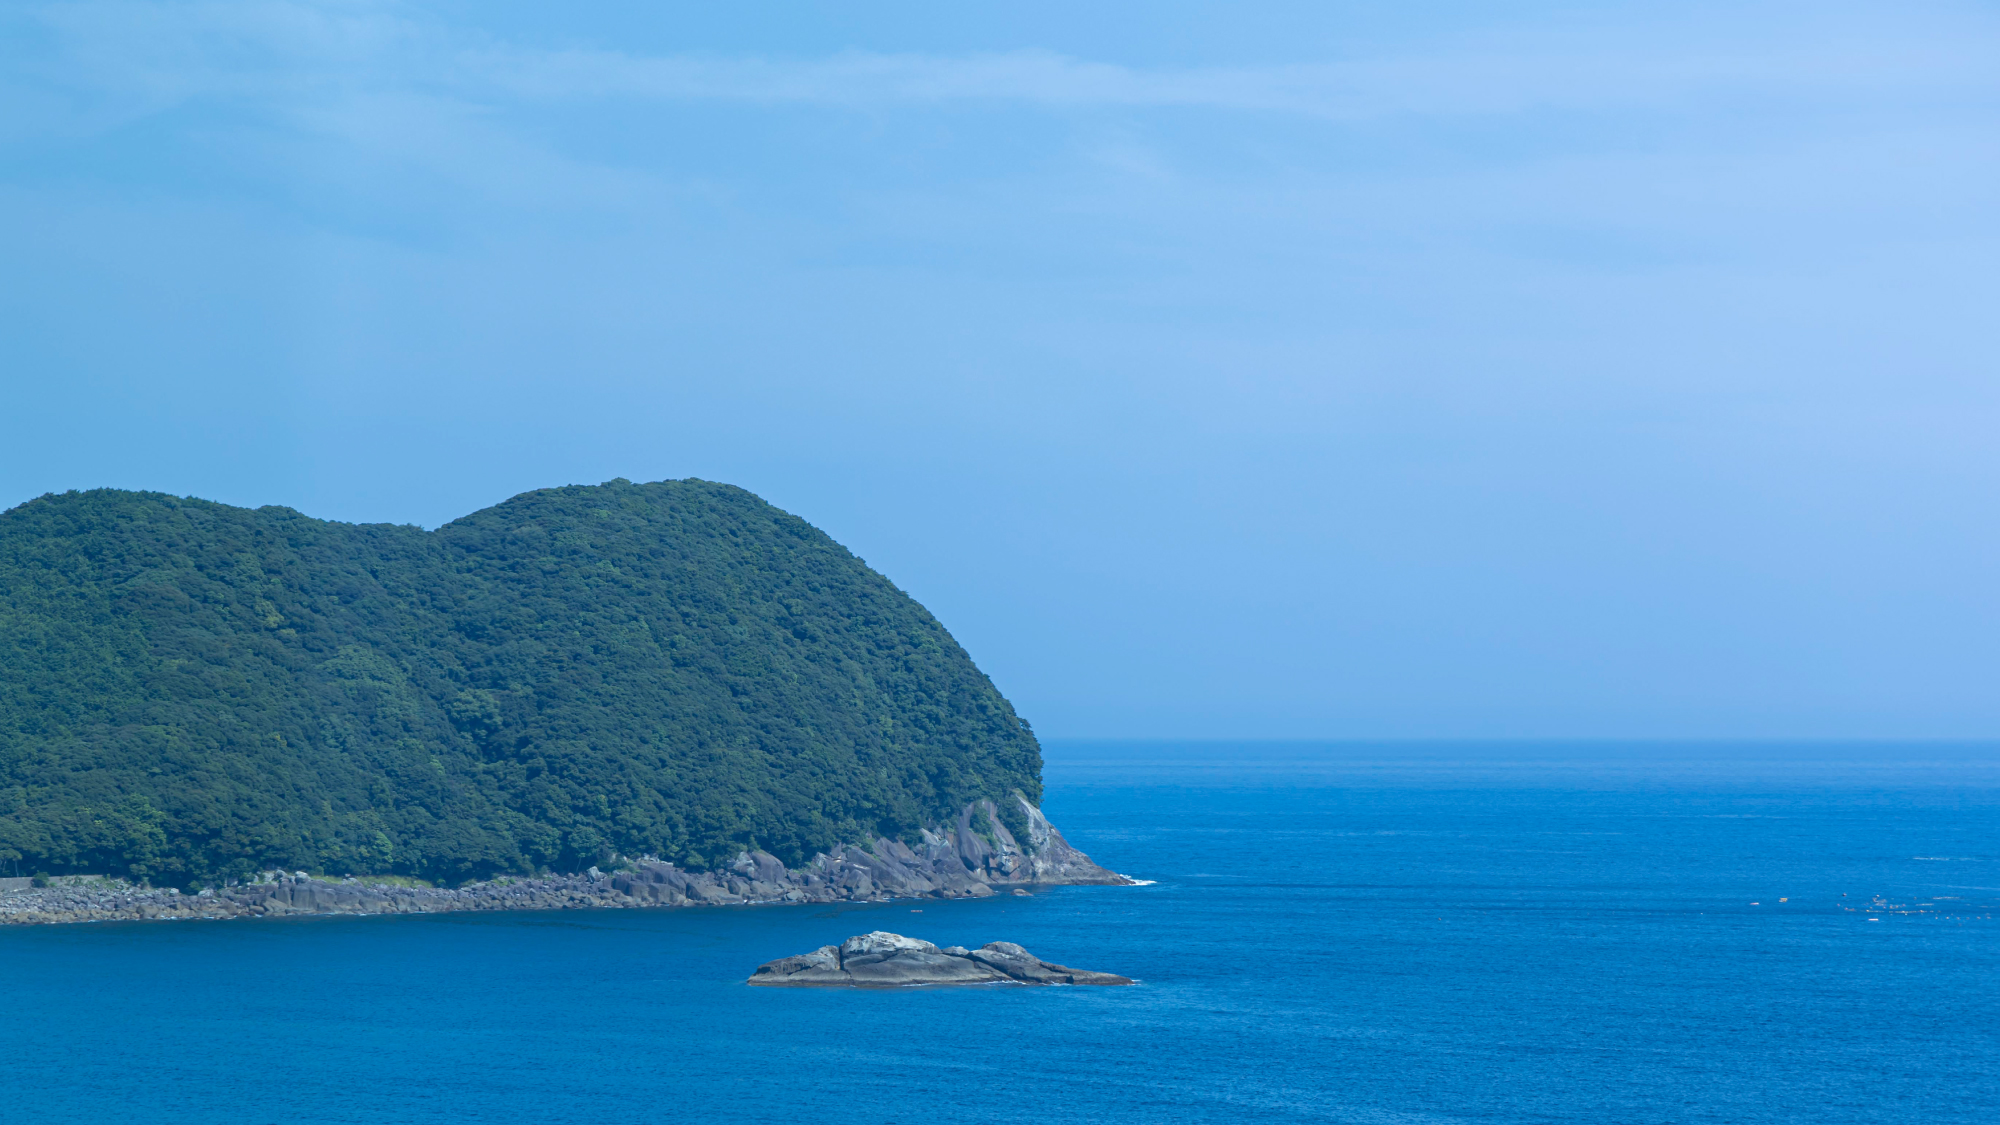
[12,0,1999,129]
[11,0,1995,246]
[477,37,1999,120]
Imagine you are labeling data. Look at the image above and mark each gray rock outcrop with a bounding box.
[748,931,1134,987]
[0,793,1134,926]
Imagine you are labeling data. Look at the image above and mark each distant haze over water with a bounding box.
[1044,738,2000,786]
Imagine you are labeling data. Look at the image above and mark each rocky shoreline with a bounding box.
[0,796,1133,927]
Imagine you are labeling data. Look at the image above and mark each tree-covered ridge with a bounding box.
[0,480,1042,886]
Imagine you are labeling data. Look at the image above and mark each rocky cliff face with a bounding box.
[0,795,1132,926]
[611,794,1128,907]
[748,931,1133,987]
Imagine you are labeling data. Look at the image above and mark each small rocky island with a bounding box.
[749,931,1134,987]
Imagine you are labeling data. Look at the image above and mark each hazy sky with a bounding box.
[4,1,1997,739]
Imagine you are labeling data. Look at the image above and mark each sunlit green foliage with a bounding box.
[0,480,1042,885]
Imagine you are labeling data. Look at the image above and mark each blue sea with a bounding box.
[7,741,1998,1124]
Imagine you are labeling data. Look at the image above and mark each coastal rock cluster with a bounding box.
[749,931,1133,987]
[0,797,1131,926]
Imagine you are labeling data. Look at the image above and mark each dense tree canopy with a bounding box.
[0,480,1043,886]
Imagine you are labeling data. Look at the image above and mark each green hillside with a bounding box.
[0,480,1042,886]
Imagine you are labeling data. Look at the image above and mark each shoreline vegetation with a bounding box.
[0,796,1134,927]
[0,480,1048,887]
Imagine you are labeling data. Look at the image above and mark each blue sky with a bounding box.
[4,1,1997,738]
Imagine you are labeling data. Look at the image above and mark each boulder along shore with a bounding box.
[0,796,1133,926]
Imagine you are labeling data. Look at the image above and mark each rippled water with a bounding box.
[6,742,1997,1124]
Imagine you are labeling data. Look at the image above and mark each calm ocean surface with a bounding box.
[6,741,1997,1124]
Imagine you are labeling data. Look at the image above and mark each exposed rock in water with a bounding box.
[748,931,1134,987]
[0,796,1135,926]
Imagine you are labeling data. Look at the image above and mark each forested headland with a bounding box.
[0,479,1043,887]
